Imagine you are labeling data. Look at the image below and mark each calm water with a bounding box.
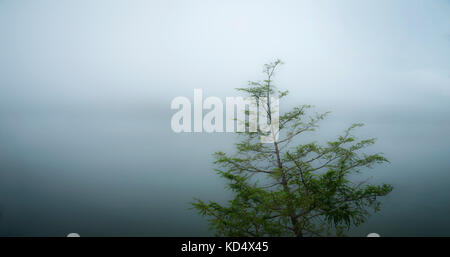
[1,0,449,237]
[0,104,449,237]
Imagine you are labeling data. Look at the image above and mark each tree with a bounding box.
[191,60,393,237]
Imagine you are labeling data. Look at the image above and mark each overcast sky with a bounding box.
[1,0,448,111]
[0,0,449,236]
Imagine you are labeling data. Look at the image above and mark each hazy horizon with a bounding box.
[0,0,449,236]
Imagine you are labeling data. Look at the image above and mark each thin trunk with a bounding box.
[274,141,303,237]
[267,85,303,237]
[266,66,302,237]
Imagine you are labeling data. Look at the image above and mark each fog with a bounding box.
[0,0,449,236]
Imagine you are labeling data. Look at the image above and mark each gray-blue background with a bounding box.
[0,0,449,236]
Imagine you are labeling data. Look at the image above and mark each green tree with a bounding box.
[192,60,392,237]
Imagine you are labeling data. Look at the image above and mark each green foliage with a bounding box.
[191,60,393,237]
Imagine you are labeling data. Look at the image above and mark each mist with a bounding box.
[0,0,449,236]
